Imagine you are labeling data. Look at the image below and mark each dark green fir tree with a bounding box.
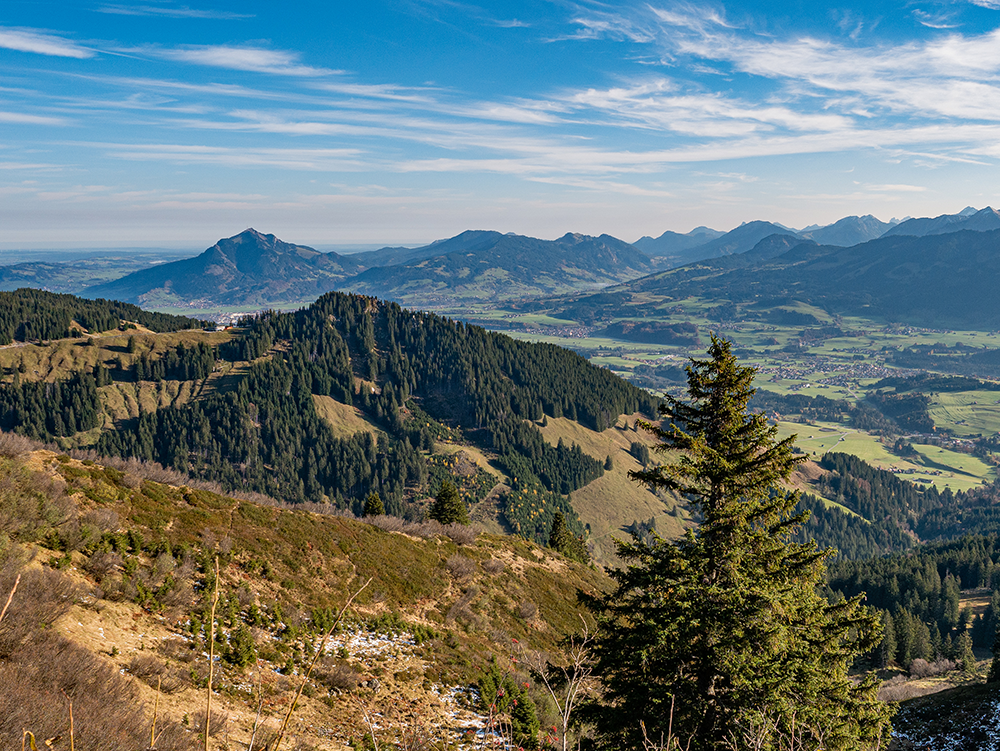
[363,491,384,517]
[587,336,893,751]
[429,479,469,525]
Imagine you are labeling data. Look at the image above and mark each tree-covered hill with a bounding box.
[0,290,657,547]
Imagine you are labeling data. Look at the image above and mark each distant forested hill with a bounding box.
[0,288,204,344]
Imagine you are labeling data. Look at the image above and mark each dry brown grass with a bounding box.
[0,551,194,750]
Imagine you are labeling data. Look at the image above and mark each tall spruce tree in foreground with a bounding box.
[587,336,892,750]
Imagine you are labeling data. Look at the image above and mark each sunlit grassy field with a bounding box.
[929,391,1000,437]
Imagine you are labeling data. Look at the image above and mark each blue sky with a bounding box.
[3,0,1000,248]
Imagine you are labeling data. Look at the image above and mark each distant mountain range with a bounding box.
[606,226,1000,328]
[636,214,896,269]
[883,207,1000,238]
[1,206,997,313]
[340,231,652,306]
[80,228,652,309]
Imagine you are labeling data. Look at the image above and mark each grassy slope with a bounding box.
[0,329,232,384]
[929,390,1000,436]
[1,446,609,750]
[533,414,688,566]
[312,395,385,440]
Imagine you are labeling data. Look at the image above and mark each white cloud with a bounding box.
[0,28,93,58]
[139,45,337,76]
[95,4,253,19]
[88,142,367,171]
[0,111,68,126]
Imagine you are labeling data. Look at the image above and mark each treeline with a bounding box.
[870,373,1000,394]
[598,320,699,346]
[750,388,906,435]
[750,386,940,436]
[97,356,427,514]
[865,391,934,433]
[828,536,1000,665]
[0,289,204,344]
[796,450,1000,570]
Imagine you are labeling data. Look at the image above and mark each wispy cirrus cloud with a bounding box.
[134,45,339,76]
[0,111,69,126]
[550,0,1000,169]
[86,142,367,171]
[95,4,253,20]
[0,28,94,58]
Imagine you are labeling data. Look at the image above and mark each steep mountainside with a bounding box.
[84,229,361,307]
[342,231,652,306]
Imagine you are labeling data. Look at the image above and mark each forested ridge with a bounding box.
[0,290,656,545]
[0,288,204,344]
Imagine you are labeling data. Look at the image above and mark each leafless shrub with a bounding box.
[489,628,510,644]
[81,507,120,532]
[445,523,479,545]
[128,653,186,693]
[159,636,197,663]
[153,550,175,579]
[517,601,539,620]
[447,586,481,626]
[174,550,197,581]
[313,658,362,692]
[0,553,78,658]
[879,679,942,703]
[0,554,193,750]
[367,514,407,533]
[482,558,505,575]
[192,708,228,737]
[85,550,122,583]
[909,657,956,678]
[446,554,477,580]
[0,468,72,539]
[121,472,142,489]
[0,430,36,458]
[366,514,480,542]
